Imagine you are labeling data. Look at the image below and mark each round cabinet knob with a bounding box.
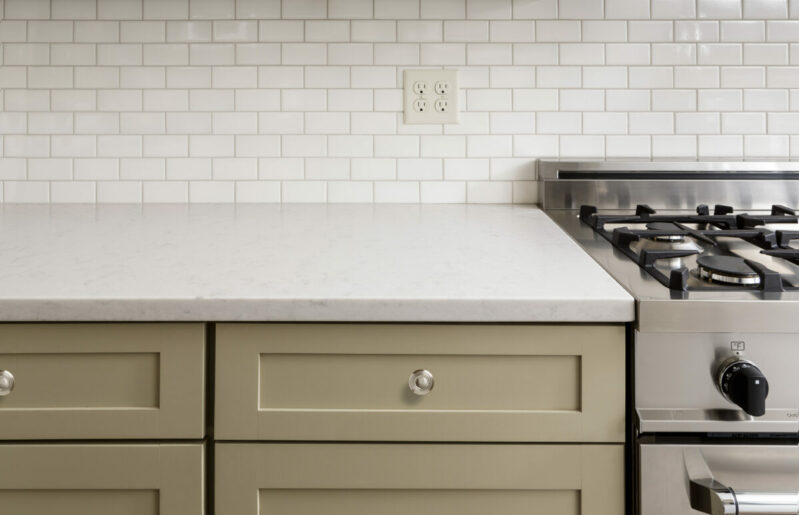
[0,370,14,396]
[408,369,434,396]
[716,358,769,417]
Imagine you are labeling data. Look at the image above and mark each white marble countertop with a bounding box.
[0,204,633,322]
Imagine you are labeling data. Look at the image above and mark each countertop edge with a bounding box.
[0,298,635,323]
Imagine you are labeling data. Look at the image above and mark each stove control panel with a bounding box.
[716,357,769,417]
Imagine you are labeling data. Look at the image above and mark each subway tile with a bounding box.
[259,20,303,42]
[605,0,651,19]
[537,112,581,134]
[513,43,558,64]
[52,135,96,157]
[143,135,188,156]
[236,43,281,65]
[399,20,442,42]
[329,43,374,65]
[374,182,420,203]
[143,89,188,111]
[97,182,142,203]
[721,21,765,41]
[606,89,651,111]
[75,112,119,134]
[512,0,558,19]
[743,0,788,18]
[212,66,257,88]
[676,112,720,133]
[52,44,96,65]
[420,43,466,64]
[421,181,466,203]
[282,0,326,18]
[653,135,697,157]
[536,21,581,42]
[466,182,512,203]
[584,66,628,88]
[121,21,165,42]
[306,158,350,180]
[143,44,189,65]
[699,89,743,110]
[235,181,281,203]
[305,112,350,134]
[490,21,535,42]
[330,0,374,18]
[467,0,512,19]
[607,43,651,64]
[490,112,535,133]
[98,0,142,20]
[744,43,789,64]
[652,0,697,19]
[98,44,142,65]
[629,21,674,42]
[211,158,257,180]
[120,66,165,88]
[375,0,420,19]
[327,181,374,203]
[767,20,799,40]
[4,182,50,203]
[721,66,766,86]
[4,44,49,65]
[606,136,651,158]
[582,21,627,42]
[28,159,72,180]
[5,0,50,19]
[698,134,743,156]
[282,43,327,65]
[120,158,165,180]
[167,21,212,42]
[166,157,212,180]
[422,0,465,18]
[76,159,119,180]
[144,0,188,19]
[559,0,604,18]
[353,21,398,42]
[235,89,280,111]
[4,135,50,157]
[167,112,212,134]
[258,66,303,87]
[537,66,581,87]
[189,44,235,65]
[166,66,212,88]
[190,0,234,19]
[722,112,766,133]
[98,90,143,111]
[559,89,605,110]
[143,181,188,203]
[4,90,50,111]
[444,20,488,42]
[29,67,74,89]
[235,0,280,19]
[0,67,26,88]
[351,158,397,180]
[468,44,512,65]
[76,21,120,42]
[0,113,27,134]
[97,135,142,157]
[560,43,605,65]
[675,21,719,41]
[584,113,628,134]
[699,0,742,18]
[375,43,420,65]
[652,44,698,65]
[699,43,743,64]
[282,181,327,203]
[213,20,258,42]
[744,88,789,110]
[306,21,350,43]
[629,66,674,87]
[75,68,119,89]
[28,113,73,134]
[0,21,26,42]
[745,134,789,156]
[630,112,674,133]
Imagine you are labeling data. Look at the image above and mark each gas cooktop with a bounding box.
[579,203,799,293]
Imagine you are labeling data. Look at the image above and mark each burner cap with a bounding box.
[645,222,684,242]
[697,256,761,286]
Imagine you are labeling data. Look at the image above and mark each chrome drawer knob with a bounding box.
[0,370,14,396]
[409,369,434,396]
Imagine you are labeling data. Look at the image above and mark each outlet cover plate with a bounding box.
[403,69,459,125]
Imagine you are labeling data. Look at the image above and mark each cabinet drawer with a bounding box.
[0,443,203,515]
[215,324,624,441]
[216,443,622,515]
[0,324,205,439]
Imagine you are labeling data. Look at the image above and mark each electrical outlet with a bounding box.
[404,69,459,125]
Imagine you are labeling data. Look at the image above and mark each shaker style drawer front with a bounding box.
[216,443,623,515]
[0,444,204,515]
[215,324,624,441]
[0,324,205,439]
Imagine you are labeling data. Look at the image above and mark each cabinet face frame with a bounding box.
[215,323,625,442]
[0,323,205,439]
[0,443,204,515]
[216,443,623,515]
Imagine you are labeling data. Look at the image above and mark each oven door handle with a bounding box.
[685,449,799,515]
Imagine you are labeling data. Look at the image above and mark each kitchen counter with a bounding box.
[0,204,633,322]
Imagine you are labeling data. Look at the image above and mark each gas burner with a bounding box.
[696,256,761,286]
[645,222,684,242]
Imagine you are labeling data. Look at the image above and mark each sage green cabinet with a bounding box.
[0,444,204,515]
[215,324,625,442]
[216,443,623,515]
[0,323,205,440]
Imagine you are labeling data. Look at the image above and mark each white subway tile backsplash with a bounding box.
[1,0,796,204]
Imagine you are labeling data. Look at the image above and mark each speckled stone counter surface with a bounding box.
[0,204,633,322]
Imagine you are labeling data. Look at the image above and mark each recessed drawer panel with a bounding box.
[216,443,623,515]
[0,444,203,515]
[0,324,205,439]
[216,324,624,442]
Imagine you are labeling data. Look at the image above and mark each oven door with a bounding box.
[639,443,799,515]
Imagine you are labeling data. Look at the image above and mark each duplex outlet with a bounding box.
[403,69,459,125]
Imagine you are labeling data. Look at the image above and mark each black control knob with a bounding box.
[717,358,769,417]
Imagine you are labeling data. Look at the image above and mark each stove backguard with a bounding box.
[539,161,799,212]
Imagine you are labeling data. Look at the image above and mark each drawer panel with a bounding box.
[216,324,624,441]
[216,443,623,515]
[0,444,203,515]
[0,324,205,439]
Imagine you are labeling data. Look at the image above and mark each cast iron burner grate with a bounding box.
[579,203,799,292]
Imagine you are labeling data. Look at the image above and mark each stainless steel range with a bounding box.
[540,161,799,515]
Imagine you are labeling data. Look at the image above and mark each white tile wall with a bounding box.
[0,0,798,203]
